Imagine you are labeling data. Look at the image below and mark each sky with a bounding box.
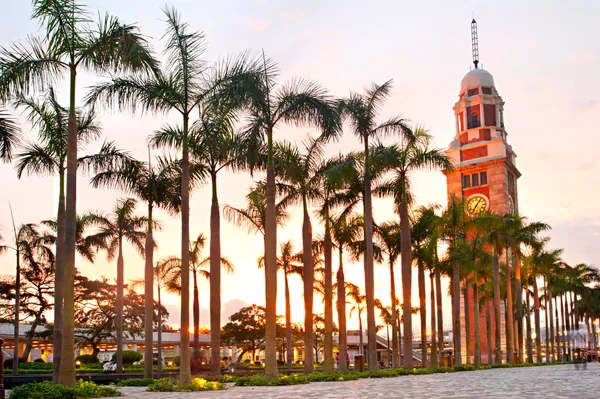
[0,0,599,335]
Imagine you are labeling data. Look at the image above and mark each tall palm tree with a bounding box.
[236,60,338,378]
[274,137,327,373]
[90,198,148,373]
[372,128,451,368]
[338,80,412,371]
[0,1,156,384]
[373,220,401,367]
[329,213,363,371]
[91,154,187,378]
[85,7,256,383]
[347,283,367,357]
[160,234,234,364]
[131,259,179,374]
[0,109,20,162]
[14,88,127,378]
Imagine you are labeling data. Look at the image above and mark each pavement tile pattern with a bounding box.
[119,363,600,398]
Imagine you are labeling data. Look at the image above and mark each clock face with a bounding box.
[466,195,488,215]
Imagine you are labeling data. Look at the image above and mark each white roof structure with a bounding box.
[460,68,495,92]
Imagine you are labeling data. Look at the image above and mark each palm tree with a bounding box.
[160,234,234,365]
[372,128,451,368]
[90,198,148,373]
[131,259,179,374]
[236,60,339,378]
[347,283,367,357]
[0,1,156,384]
[338,80,412,371]
[373,220,401,367]
[0,109,20,162]
[274,137,327,373]
[440,196,468,365]
[85,7,256,383]
[330,213,363,371]
[14,88,127,378]
[90,155,184,378]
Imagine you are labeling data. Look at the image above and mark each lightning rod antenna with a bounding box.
[471,18,480,69]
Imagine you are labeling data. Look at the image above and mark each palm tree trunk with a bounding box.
[429,271,438,368]
[302,202,314,373]
[492,246,501,364]
[323,221,334,373]
[560,294,567,360]
[463,284,471,365]
[390,261,399,368]
[544,293,550,363]
[591,318,597,350]
[418,263,427,367]
[116,240,124,373]
[436,269,444,366]
[525,281,533,363]
[193,270,200,362]
[533,278,541,363]
[514,253,523,363]
[13,245,20,373]
[564,294,571,359]
[399,199,413,369]
[284,269,293,372]
[486,288,492,365]
[505,248,514,364]
[179,115,191,384]
[547,281,555,362]
[336,248,347,372]
[359,311,364,357]
[59,66,78,387]
[363,138,377,372]
[157,287,163,374]
[473,277,481,367]
[144,203,154,379]
[264,158,279,380]
[209,173,221,376]
[52,170,66,382]
[554,296,562,361]
[22,320,40,362]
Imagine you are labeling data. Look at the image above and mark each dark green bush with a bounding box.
[434,366,456,373]
[8,380,121,399]
[115,378,154,387]
[19,362,53,370]
[75,354,99,364]
[172,355,180,366]
[453,364,476,372]
[111,350,143,365]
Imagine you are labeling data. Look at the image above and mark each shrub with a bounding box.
[112,350,143,365]
[147,378,225,392]
[172,355,180,366]
[453,365,476,372]
[8,380,121,399]
[33,358,46,363]
[115,378,154,387]
[76,354,99,364]
[4,358,24,369]
[434,366,456,373]
[19,362,53,370]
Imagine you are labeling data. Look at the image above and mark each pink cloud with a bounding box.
[246,17,272,32]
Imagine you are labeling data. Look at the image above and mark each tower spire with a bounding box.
[471,18,479,69]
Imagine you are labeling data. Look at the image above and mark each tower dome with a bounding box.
[460,68,494,93]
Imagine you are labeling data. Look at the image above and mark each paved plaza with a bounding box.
[117,363,600,398]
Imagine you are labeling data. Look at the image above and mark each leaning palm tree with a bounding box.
[160,234,234,364]
[15,88,128,377]
[0,1,157,384]
[85,7,256,383]
[90,155,185,378]
[0,109,20,162]
[372,128,451,368]
[90,198,148,373]
[152,101,242,375]
[338,80,413,371]
[235,59,339,379]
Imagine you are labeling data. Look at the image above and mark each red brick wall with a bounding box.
[464,185,490,198]
[462,146,488,161]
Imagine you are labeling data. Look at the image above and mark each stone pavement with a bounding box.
[118,363,600,398]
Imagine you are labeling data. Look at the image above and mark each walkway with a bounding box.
[119,363,600,398]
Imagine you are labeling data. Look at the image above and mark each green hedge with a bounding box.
[8,380,121,399]
[146,378,225,392]
[114,378,154,387]
[112,350,143,365]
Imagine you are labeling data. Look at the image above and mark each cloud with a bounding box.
[294,30,314,42]
[282,9,305,20]
[246,17,272,32]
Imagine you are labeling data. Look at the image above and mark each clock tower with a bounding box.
[443,19,521,364]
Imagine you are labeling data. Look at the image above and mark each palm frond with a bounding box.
[0,110,21,162]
